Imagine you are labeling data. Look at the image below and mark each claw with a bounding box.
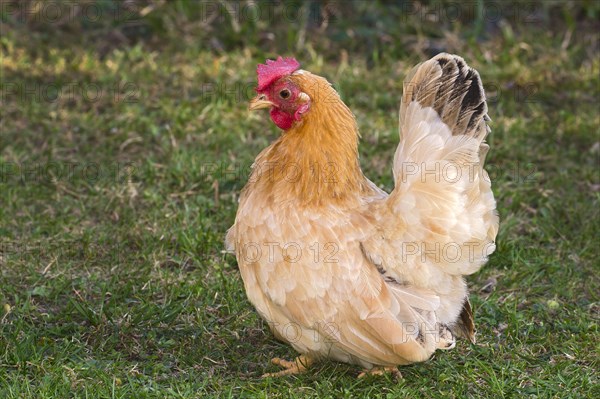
[261,355,313,378]
[358,366,402,380]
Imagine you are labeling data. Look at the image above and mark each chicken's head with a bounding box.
[249,57,311,130]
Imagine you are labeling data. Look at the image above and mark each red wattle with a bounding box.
[270,108,295,130]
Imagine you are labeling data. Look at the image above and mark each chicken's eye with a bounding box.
[279,89,291,99]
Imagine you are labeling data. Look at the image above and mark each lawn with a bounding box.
[0,1,598,398]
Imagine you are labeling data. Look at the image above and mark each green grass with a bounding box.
[1,1,599,398]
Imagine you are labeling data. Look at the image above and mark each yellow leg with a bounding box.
[261,355,314,378]
[358,366,402,379]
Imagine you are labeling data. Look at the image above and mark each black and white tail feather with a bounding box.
[363,53,498,348]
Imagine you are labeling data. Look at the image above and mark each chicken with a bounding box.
[226,54,498,377]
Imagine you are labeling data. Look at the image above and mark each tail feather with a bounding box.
[362,53,499,337]
[400,53,490,156]
[450,298,476,343]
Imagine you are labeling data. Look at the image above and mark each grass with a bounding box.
[1,1,599,398]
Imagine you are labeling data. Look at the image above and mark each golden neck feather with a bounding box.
[249,72,369,207]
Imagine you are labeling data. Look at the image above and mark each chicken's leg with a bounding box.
[261,355,313,378]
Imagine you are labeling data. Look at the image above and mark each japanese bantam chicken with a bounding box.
[226,54,498,377]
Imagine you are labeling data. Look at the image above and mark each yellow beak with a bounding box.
[249,94,274,111]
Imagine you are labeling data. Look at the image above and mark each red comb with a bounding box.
[256,57,300,91]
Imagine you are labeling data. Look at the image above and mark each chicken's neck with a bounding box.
[253,85,370,207]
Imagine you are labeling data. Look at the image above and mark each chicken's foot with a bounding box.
[261,355,313,378]
[358,366,402,379]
